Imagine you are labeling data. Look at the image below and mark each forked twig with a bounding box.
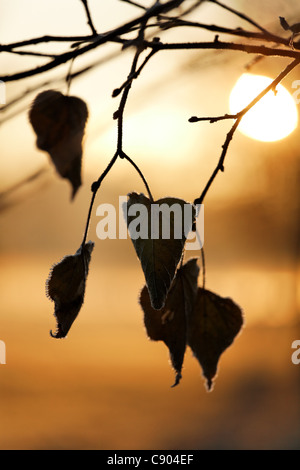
[80,0,98,36]
[192,58,300,206]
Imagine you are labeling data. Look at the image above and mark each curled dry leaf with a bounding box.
[140,258,199,387]
[46,241,94,338]
[187,288,243,391]
[124,192,195,310]
[29,90,88,199]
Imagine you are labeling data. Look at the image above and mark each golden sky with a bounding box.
[0,0,299,450]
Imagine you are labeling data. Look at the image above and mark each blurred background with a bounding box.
[0,0,299,449]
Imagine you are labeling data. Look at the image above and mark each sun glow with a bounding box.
[229,73,298,142]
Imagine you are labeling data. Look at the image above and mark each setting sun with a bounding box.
[229,73,298,142]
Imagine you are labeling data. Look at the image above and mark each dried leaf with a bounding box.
[279,16,290,31]
[124,192,195,310]
[140,258,199,387]
[29,90,88,199]
[279,16,300,34]
[46,241,94,338]
[187,288,243,391]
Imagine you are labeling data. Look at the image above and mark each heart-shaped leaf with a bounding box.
[46,241,94,338]
[140,258,200,386]
[124,192,195,310]
[187,288,243,391]
[29,90,88,199]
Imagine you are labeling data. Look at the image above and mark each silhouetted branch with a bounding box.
[0,0,185,83]
[5,49,58,58]
[0,165,49,212]
[112,48,157,97]
[120,0,147,10]
[121,151,154,201]
[81,19,154,247]
[2,0,300,236]
[146,38,300,58]
[0,35,93,52]
[208,0,272,35]
[189,113,236,123]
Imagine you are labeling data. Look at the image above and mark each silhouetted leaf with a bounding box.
[279,16,290,31]
[187,288,243,391]
[29,90,88,199]
[124,192,195,310]
[46,241,94,338]
[140,258,200,386]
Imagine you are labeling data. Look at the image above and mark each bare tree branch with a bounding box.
[4,49,58,58]
[81,20,153,248]
[208,0,272,35]
[112,48,157,97]
[120,0,147,10]
[146,38,300,58]
[0,35,96,51]
[0,165,49,211]
[193,58,300,206]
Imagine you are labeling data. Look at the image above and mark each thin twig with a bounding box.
[0,166,49,200]
[113,48,157,97]
[146,39,300,58]
[120,0,147,10]
[65,45,81,95]
[0,35,96,50]
[116,22,148,154]
[193,58,300,206]
[189,113,236,123]
[4,49,58,58]
[158,18,290,46]
[80,0,98,36]
[81,18,156,246]
[81,151,119,248]
[200,245,206,289]
[2,19,299,83]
